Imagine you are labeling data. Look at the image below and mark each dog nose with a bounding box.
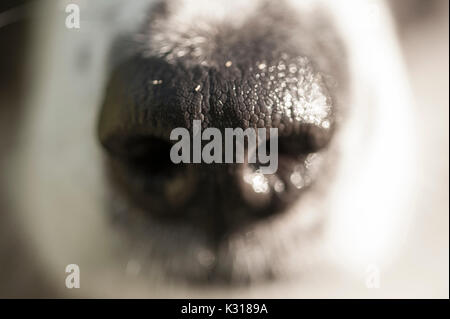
[98,47,335,241]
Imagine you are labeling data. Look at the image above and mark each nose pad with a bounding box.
[97,54,333,241]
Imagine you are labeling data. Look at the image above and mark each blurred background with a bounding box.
[0,0,448,297]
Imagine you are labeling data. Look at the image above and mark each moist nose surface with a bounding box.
[98,55,335,241]
[97,1,344,241]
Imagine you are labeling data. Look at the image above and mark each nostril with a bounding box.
[102,134,195,223]
[114,136,176,176]
[278,124,333,157]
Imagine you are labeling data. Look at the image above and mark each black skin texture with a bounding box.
[98,1,348,242]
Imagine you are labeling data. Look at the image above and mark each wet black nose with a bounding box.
[98,50,335,241]
[96,0,348,241]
